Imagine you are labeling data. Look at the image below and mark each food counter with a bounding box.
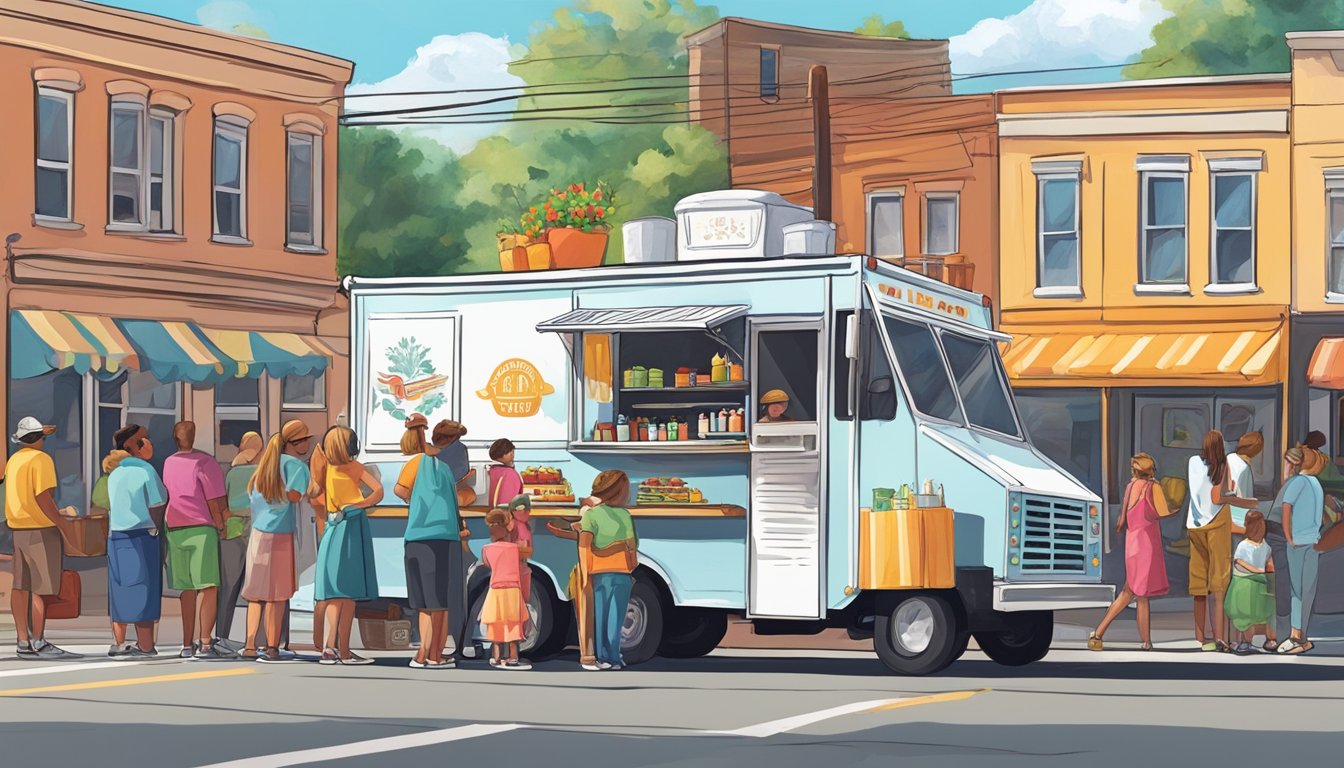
[367,503,746,519]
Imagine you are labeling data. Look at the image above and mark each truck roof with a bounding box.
[343,253,986,307]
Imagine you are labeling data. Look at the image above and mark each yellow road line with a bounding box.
[867,688,989,712]
[0,667,256,697]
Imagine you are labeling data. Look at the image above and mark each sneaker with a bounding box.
[32,641,82,660]
[192,644,237,661]
[1200,642,1218,652]
[108,643,134,659]
[121,647,156,660]
[319,649,341,665]
[179,645,197,659]
[409,658,430,669]
[256,649,292,664]
[342,653,375,666]
[277,648,300,661]
[580,661,602,671]
[460,644,483,660]
[1233,643,1254,656]
[503,659,532,671]
[433,659,456,669]
[16,642,36,659]
[215,638,245,654]
[597,661,614,670]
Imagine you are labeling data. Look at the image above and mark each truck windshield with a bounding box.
[940,332,1022,438]
[880,314,962,423]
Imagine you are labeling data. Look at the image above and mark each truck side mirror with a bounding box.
[862,375,897,421]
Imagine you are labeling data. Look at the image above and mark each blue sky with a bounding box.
[103,0,1172,151]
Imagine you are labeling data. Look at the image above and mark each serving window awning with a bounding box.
[536,305,750,334]
[10,310,332,384]
[200,328,333,379]
[1308,338,1344,389]
[1000,322,1284,385]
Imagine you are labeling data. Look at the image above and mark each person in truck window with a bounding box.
[758,389,794,423]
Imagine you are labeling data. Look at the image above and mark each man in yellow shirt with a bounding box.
[5,417,80,659]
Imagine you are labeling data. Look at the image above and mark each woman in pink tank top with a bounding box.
[1089,452,1171,651]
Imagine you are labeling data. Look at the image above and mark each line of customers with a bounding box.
[1090,429,1333,655]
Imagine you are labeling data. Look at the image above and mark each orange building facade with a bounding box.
[0,0,353,521]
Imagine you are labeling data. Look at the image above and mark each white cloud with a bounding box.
[950,0,1171,82]
[345,33,526,155]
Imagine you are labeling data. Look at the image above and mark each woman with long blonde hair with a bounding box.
[240,421,313,663]
[312,426,383,665]
[219,431,262,655]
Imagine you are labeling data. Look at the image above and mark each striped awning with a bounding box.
[200,328,333,379]
[10,309,140,379]
[116,319,235,383]
[1000,322,1284,385]
[1308,338,1344,389]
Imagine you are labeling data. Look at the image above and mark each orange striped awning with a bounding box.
[1308,338,1344,389]
[1000,322,1284,385]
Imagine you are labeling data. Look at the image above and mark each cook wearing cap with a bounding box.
[759,389,794,423]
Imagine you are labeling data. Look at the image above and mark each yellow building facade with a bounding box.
[996,76,1293,508]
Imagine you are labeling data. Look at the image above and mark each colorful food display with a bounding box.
[521,466,575,503]
[637,477,705,505]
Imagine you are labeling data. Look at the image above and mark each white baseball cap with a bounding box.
[11,417,56,443]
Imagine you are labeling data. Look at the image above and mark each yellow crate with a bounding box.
[858,506,955,590]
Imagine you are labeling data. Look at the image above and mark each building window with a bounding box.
[213,117,248,241]
[149,110,175,232]
[924,193,959,256]
[282,372,326,410]
[1327,170,1344,296]
[1036,171,1080,290]
[35,87,74,221]
[759,48,779,98]
[286,132,320,248]
[109,99,145,226]
[867,193,904,258]
[215,378,260,447]
[1208,157,1261,290]
[97,371,179,475]
[1138,156,1190,286]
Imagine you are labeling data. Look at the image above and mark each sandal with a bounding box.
[1087,632,1104,652]
[1215,640,1233,654]
[1263,640,1280,653]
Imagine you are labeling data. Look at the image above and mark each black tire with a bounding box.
[873,593,959,676]
[618,576,666,665]
[658,607,728,658]
[974,610,1053,667]
[949,630,971,662]
[467,566,570,660]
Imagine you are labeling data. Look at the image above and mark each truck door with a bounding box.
[748,319,825,619]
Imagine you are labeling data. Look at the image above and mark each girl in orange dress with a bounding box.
[480,508,530,670]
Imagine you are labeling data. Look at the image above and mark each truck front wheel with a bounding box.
[974,610,1053,667]
[873,593,959,676]
[618,577,666,665]
[658,607,728,658]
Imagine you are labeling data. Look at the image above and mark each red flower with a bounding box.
[592,189,603,201]
[546,210,558,222]
[558,192,568,200]
[596,207,605,217]
[586,205,596,217]
[529,206,537,214]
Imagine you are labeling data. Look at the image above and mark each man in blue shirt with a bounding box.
[106,424,168,659]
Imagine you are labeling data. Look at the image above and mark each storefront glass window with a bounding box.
[216,378,260,450]
[282,372,326,409]
[1015,389,1103,496]
[8,369,85,512]
[99,371,179,474]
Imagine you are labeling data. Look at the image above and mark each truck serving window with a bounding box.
[881,315,961,423]
[941,332,1022,438]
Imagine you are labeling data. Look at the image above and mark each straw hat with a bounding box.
[761,389,790,405]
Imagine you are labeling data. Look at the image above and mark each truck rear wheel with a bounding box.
[658,607,728,658]
[974,610,1053,667]
[619,576,665,665]
[874,593,959,676]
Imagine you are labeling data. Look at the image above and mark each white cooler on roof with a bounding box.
[674,189,813,262]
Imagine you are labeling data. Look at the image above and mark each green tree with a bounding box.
[339,0,730,277]
[854,15,910,39]
[1125,0,1344,79]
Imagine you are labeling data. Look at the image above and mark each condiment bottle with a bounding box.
[718,408,729,433]
[667,417,677,441]
[729,409,744,433]
[657,421,667,441]
[678,420,689,441]
[711,353,728,383]
[698,412,709,437]
[616,414,630,442]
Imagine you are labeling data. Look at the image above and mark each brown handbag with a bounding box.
[45,570,82,620]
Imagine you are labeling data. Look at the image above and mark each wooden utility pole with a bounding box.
[809,64,832,221]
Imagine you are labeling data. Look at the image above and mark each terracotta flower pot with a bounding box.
[546,227,608,269]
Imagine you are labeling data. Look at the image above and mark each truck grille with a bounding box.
[1020,496,1087,573]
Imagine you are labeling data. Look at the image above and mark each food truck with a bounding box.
[339,191,1113,676]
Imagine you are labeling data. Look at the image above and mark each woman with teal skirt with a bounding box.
[311,426,383,665]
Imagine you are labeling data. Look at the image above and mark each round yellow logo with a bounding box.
[476,358,555,418]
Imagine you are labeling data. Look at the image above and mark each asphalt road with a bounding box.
[2,642,1343,767]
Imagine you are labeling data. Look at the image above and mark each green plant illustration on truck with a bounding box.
[375,337,448,421]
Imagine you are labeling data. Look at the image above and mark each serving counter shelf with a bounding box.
[569,440,748,454]
[367,503,746,519]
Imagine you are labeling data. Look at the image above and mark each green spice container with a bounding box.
[631,365,648,388]
[648,368,664,388]
[873,488,896,512]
